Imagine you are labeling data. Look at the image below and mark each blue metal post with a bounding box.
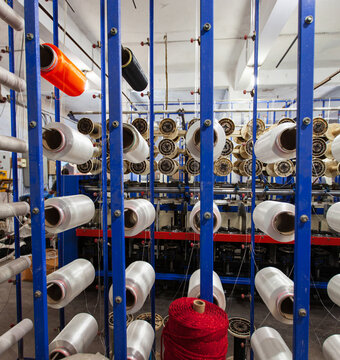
[100,0,110,356]
[106,0,127,358]
[293,1,315,359]
[149,0,156,348]
[8,1,23,357]
[199,0,214,302]
[24,1,49,358]
[250,1,259,359]
[53,0,65,331]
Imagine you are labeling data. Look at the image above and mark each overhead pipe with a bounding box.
[123,123,149,163]
[219,118,235,136]
[255,267,294,324]
[132,117,149,139]
[185,157,200,176]
[122,46,148,91]
[189,201,221,234]
[214,158,232,177]
[127,320,154,360]
[40,44,87,97]
[158,157,179,176]
[0,1,24,31]
[331,135,340,161]
[0,201,30,219]
[0,66,26,93]
[323,334,340,360]
[0,256,31,285]
[326,202,340,233]
[77,159,102,175]
[77,118,102,140]
[327,274,340,307]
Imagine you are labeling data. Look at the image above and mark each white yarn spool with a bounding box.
[326,202,340,233]
[331,135,340,162]
[253,201,295,243]
[251,327,292,360]
[124,199,155,237]
[127,320,155,360]
[0,319,33,356]
[42,122,94,164]
[327,274,340,307]
[49,313,98,358]
[255,267,294,324]
[185,120,225,162]
[0,256,31,285]
[46,259,95,309]
[254,123,296,163]
[0,201,30,219]
[0,66,26,93]
[123,123,149,163]
[0,135,28,153]
[189,201,222,234]
[109,261,155,314]
[187,269,226,310]
[323,334,340,360]
[63,354,108,360]
[44,195,95,234]
[0,1,24,31]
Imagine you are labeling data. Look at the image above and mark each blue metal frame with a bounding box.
[293,1,315,359]
[199,0,214,303]
[24,1,49,358]
[8,1,23,357]
[106,0,127,357]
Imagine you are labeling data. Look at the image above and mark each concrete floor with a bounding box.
[0,280,339,359]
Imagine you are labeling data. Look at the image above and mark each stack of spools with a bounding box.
[162,297,229,359]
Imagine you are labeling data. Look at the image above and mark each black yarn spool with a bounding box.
[122,46,148,91]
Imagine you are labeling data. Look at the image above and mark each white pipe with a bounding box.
[0,1,24,31]
[253,201,295,243]
[44,195,95,234]
[124,199,155,237]
[0,201,30,219]
[46,259,95,309]
[49,313,98,358]
[109,261,155,314]
[254,123,296,163]
[0,256,31,284]
[251,327,292,360]
[187,269,226,310]
[0,135,28,153]
[323,334,340,360]
[189,201,221,234]
[327,274,340,307]
[331,135,340,162]
[42,122,94,164]
[255,267,294,324]
[0,319,33,356]
[326,202,340,233]
[127,320,154,360]
[185,120,225,162]
[123,123,149,163]
[0,66,26,93]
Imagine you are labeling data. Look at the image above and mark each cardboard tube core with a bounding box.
[193,299,205,313]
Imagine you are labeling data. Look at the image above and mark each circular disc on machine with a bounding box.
[228,317,251,339]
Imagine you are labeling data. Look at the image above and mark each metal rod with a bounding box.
[276,35,298,69]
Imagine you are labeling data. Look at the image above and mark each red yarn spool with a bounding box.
[162,297,229,360]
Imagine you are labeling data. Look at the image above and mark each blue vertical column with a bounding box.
[293,1,315,359]
[199,0,214,302]
[250,1,259,359]
[24,1,49,358]
[106,0,127,358]
[100,0,110,356]
[8,1,23,357]
[149,0,156,346]
[53,0,65,331]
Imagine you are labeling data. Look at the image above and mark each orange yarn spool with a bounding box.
[40,43,87,97]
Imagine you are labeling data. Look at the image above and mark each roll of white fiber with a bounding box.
[255,267,294,324]
[327,274,340,307]
[0,1,24,31]
[46,259,95,309]
[251,327,292,360]
[331,135,340,161]
[253,201,295,243]
[0,135,28,153]
[44,195,95,234]
[326,202,340,233]
[254,123,296,163]
[49,313,98,358]
[0,66,26,93]
[109,261,155,314]
[185,120,225,162]
[42,122,94,164]
[0,256,31,284]
[123,123,149,163]
[189,201,221,234]
[187,269,226,310]
[0,319,33,356]
[0,201,30,219]
[127,320,155,360]
[124,199,156,237]
[323,334,340,360]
